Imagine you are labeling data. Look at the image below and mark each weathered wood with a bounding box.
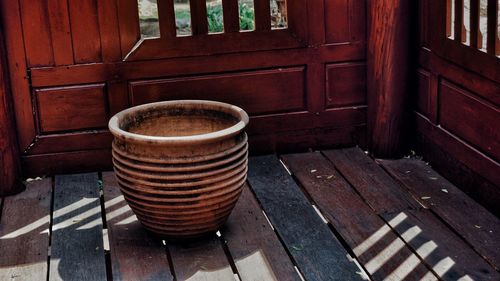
[0,178,51,280]
[247,155,361,281]
[167,236,235,281]
[282,152,436,281]
[382,209,500,280]
[0,22,23,196]
[49,173,107,281]
[323,147,421,215]
[380,158,500,270]
[367,0,411,157]
[102,172,173,281]
[222,184,300,281]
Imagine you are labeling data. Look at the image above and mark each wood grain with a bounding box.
[35,84,108,133]
[380,158,500,270]
[68,0,102,63]
[0,178,51,280]
[0,24,23,195]
[323,147,421,215]
[167,236,235,281]
[247,155,361,281]
[222,184,301,281]
[326,62,366,108]
[367,0,411,157]
[49,173,107,281]
[102,172,173,281]
[282,152,435,281]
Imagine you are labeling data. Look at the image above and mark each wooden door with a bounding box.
[0,0,367,176]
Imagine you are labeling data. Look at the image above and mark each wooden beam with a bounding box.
[0,18,24,196]
[367,0,411,158]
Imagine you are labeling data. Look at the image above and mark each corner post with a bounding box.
[0,20,24,196]
[367,0,411,158]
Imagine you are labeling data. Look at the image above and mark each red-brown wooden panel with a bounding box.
[36,84,108,133]
[129,67,306,115]
[325,0,366,43]
[19,0,54,66]
[416,69,431,117]
[326,62,366,108]
[48,0,74,65]
[439,80,500,161]
[68,0,102,63]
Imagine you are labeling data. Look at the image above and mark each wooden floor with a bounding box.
[1,147,499,281]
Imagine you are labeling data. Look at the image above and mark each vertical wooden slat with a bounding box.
[222,0,240,33]
[117,0,141,58]
[254,0,271,31]
[68,0,102,63]
[190,0,209,35]
[486,0,498,54]
[48,0,74,65]
[454,0,464,42]
[469,0,480,48]
[158,0,177,39]
[19,0,54,66]
[98,0,122,62]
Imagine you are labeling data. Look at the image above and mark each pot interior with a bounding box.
[122,107,240,137]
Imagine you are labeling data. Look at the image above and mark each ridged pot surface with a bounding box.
[109,100,249,239]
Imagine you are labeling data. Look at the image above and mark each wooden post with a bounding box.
[0,22,24,196]
[367,0,411,158]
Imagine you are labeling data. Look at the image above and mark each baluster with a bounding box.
[454,0,464,42]
[255,0,271,31]
[222,0,239,32]
[158,0,176,39]
[486,0,498,54]
[470,0,480,48]
[190,0,209,35]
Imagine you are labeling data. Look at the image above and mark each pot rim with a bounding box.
[108,100,249,145]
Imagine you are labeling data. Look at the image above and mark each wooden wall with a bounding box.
[0,0,368,176]
[416,0,500,215]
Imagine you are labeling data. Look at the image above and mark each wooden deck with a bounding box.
[1,147,499,281]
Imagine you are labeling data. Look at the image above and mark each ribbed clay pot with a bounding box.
[108,100,249,239]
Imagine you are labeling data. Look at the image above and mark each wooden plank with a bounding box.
[222,0,240,33]
[222,184,301,281]
[323,147,421,215]
[98,0,122,62]
[247,155,361,281]
[382,209,500,280]
[19,0,54,66]
[439,80,500,161]
[48,0,74,65]
[166,236,235,281]
[0,178,52,280]
[380,158,500,270]
[190,0,209,35]
[254,0,271,31]
[68,0,102,63]
[282,152,436,281]
[102,172,173,281]
[49,173,107,281]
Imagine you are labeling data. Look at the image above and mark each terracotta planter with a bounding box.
[109,100,249,239]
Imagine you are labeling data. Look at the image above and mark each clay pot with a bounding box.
[108,100,249,239]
